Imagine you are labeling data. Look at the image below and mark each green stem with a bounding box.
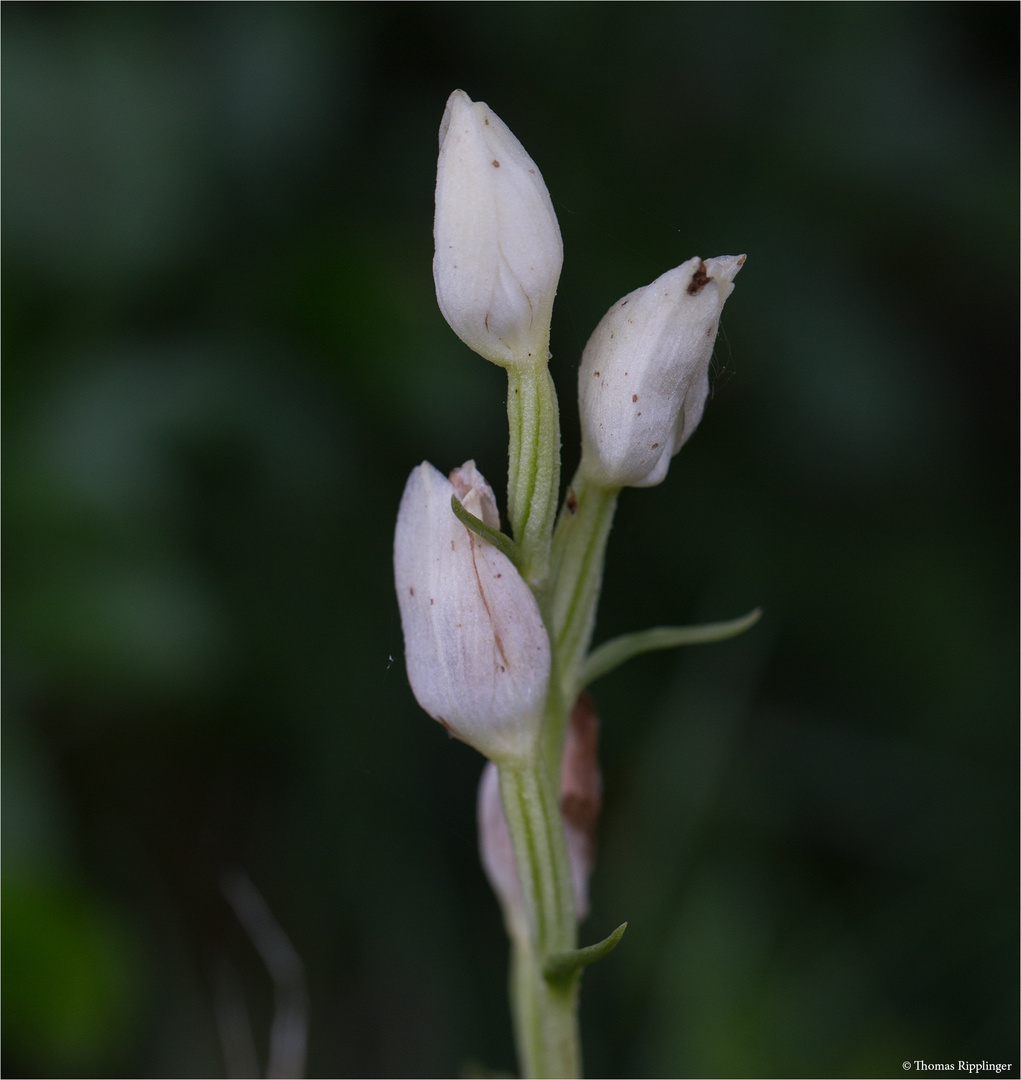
[506,359,561,595]
[498,758,580,1079]
[548,470,620,702]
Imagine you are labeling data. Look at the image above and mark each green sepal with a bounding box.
[580,608,762,688]
[543,922,627,985]
[450,495,522,568]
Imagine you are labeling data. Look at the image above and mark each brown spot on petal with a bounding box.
[491,159,500,167]
[566,487,579,515]
[409,587,415,596]
[632,394,638,403]
[687,261,711,295]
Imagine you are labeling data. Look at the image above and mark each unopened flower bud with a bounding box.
[578,255,745,489]
[394,460,551,763]
[478,691,602,933]
[433,90,563,367]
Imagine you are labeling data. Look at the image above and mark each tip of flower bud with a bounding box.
[703,254,746,302]
[438,89,463,146]
[706,253,747,278]
[449,460,500,531]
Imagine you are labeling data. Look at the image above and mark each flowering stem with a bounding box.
[549,471,619,702]
[506,357,561,594]
[498,756,580,1078]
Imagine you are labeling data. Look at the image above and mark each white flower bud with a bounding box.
[433,89,563,367]
[578,254,745,488]
[478,692,601,932]
[394,459,550,763]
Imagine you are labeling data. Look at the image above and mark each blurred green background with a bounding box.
[3,4,1017,1078]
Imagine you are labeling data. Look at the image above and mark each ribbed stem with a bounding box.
[506,359,561,595]
[549,471,619,701]
[498,759,580,1078]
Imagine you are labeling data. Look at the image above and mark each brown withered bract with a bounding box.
[560,690,602,867]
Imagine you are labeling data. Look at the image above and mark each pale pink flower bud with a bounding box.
[394,460,550,763]
[433,90,563,368]
[578,255,745,488]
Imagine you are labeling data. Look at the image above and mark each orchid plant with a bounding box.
[394,90,758,1079]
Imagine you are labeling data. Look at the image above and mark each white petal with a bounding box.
[394,460,550,763]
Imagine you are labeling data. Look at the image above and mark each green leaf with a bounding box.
[450,495,522,567]
[543,922,627,984]
[580,608,762,688]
